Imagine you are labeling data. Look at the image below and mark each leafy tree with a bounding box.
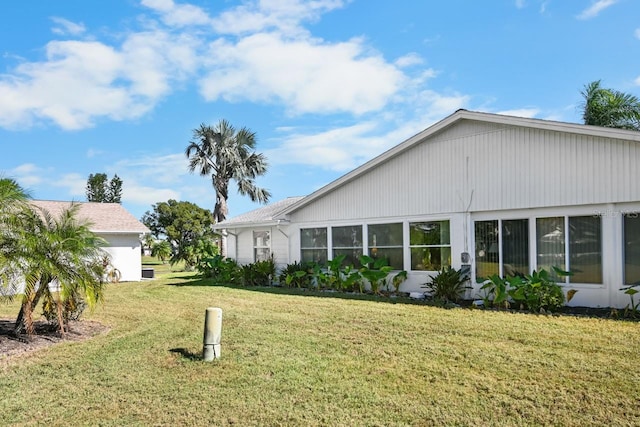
[141,200,217,269]
[151,240,171,263]
[581,80,640,131]
[86,173,123,203]
[185,120,271,224]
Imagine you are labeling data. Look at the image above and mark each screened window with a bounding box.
[536,216,602,284]
[253,231,271,262]
[368,223,403,269]
[475,220,499,280]
[332,225,363,267]
[475,219,529,281]
[409,221,451,271]
[624,213,640,286]
[300,228,328,264]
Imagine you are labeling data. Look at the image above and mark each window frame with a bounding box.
[408,220,451,272]
[253,230,271,262]
[331,225,364,267]
[367,222,404,270]
[300,227,328,264]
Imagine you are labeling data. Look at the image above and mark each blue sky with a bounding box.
[1,0,639,220]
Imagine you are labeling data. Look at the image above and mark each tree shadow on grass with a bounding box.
[169,347,201,361]
[167,275,432,306]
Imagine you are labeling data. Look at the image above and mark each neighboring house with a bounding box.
[215,110,640,308]
[30,200,150,282]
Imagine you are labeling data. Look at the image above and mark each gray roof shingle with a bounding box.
[216,197,304,227]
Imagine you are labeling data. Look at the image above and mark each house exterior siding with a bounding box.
[100,233,144,282]
[219,111,640,308]
[228,225,292,270]
[290,121,640,223]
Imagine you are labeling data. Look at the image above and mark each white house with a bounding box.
[215,110,640,308]
[30,200,150,282]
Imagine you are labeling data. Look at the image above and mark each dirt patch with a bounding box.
[0,318,110,364]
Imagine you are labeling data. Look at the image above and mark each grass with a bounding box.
[1,270,640,426]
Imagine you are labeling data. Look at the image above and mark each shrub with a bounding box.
[279,261,315,288]
[197,255,241,285]
[479,268,575,313]
[241,257,276,287]
[422,266,470,303]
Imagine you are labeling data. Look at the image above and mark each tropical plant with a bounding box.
[0,177,32,295]
[151,240,172,263]
[10,203,107,335]
[581,80,640,131]
[241,257,276,287]
[620,282,640,319]
[185,120,271,226]
[279,261,315,288]
[480,267,575,313]
[479,274,510,308]
[359,255,393,294]
[196,255,241,285]
[391,270,408,294]
[422,266,470,303]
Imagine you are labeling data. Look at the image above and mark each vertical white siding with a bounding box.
[233,226,291,270]
[291,120,640,223]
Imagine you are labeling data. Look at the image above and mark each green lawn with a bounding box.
[1,272,639,426]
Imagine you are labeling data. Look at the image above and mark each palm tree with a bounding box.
[13,204,107,336]
[151,240,172,264]
[581,80,640,131]
[0,178,31,295]
[185,120,271,224]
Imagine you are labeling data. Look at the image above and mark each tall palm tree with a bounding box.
[185,120,271,224]
[581,80,640,131]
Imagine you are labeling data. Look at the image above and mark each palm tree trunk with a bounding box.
[14,280,47,336]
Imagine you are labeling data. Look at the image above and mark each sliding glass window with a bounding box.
[368,223,403,269]
[332,225,363,267]
[409,221,451,271]
[624,213,640,286]
[300,228,327,264]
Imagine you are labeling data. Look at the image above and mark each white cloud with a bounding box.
[114,153,191,185]
[199,33,404,115]
[50,173,86,197]
[141,0,211,27]
[123,184,180,206]
[634,76,640,86]
[212,0,347,36]
[0,30,200,130]
[495,108,540,118]
[515,0,526,9]
[8,163,44,186]
[577,0,618,20]
[395,53,423,68]
[635,28,640,39]
[540,1,549,14]
[50,17,86,36]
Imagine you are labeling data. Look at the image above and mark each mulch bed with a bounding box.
[0,318,110,364]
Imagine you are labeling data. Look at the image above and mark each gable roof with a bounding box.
[215,196,305,229]
[30,200,149,234]
[280,109,640,215]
